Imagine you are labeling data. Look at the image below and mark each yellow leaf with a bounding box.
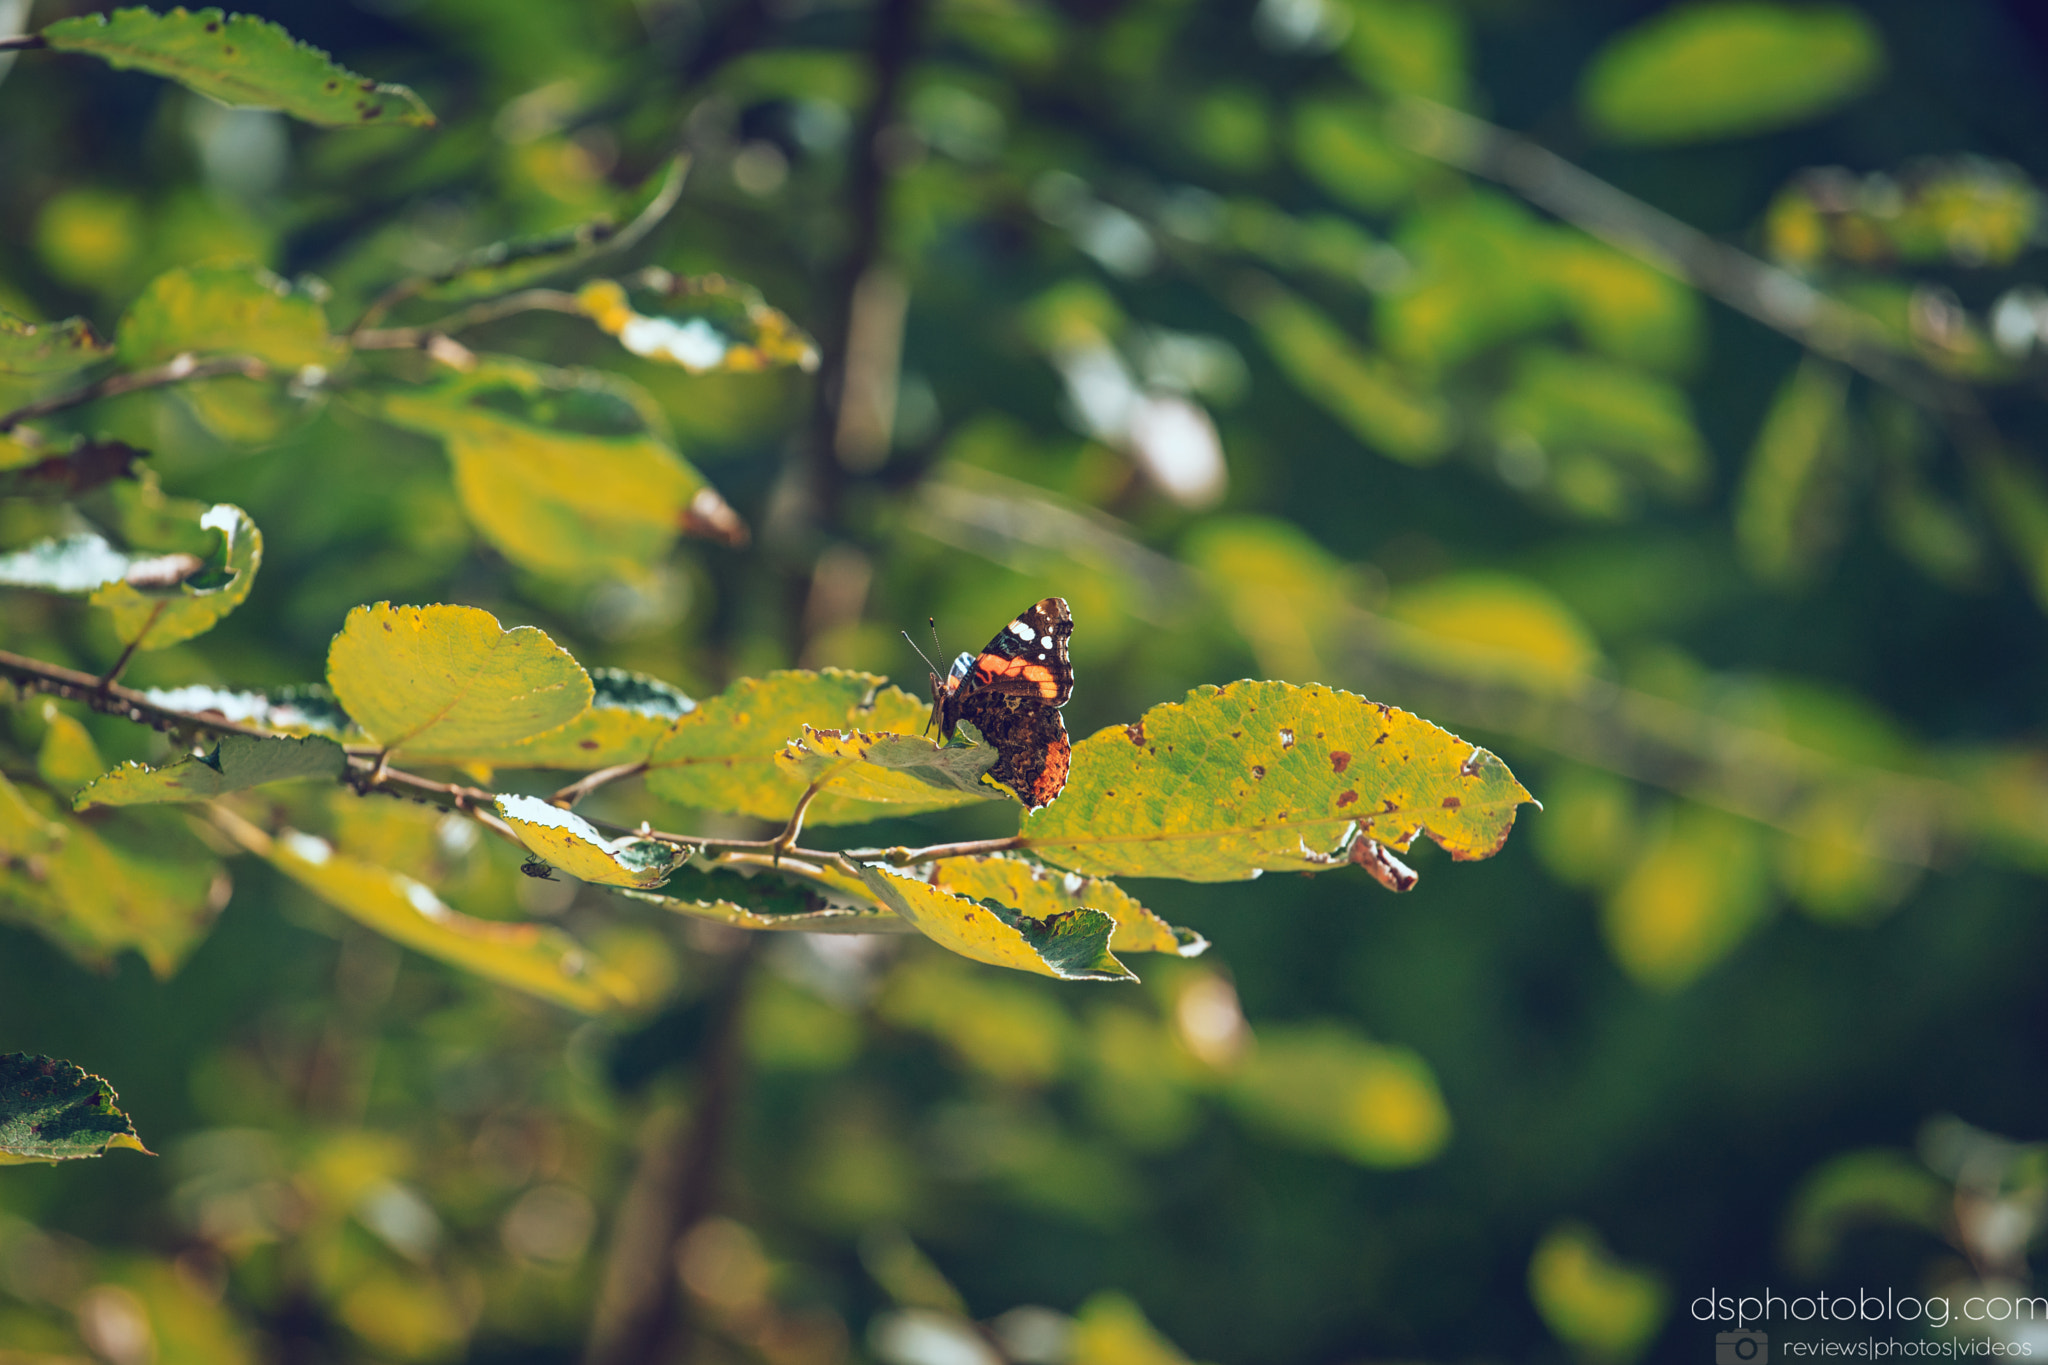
[325,602,592,757]
[495,794,686,889]
[1226,1023,1450,1166]
[925,854,1205,957]
[1603,804,1772,989]
[1529,1223,1669,1364]
[1021,681,1536,883]
[858,864,1135,981]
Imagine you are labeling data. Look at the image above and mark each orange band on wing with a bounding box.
[972,653,1062,698]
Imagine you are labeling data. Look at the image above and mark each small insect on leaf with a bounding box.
[520,857,558,882]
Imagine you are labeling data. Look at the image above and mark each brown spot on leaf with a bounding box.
[1336,790,1357,807]
[1251,765,1266,780]
[1330,751,1351,774]
[1125,720,1146,745]
[1280,728,1295,747]
[1442,796,1461,809]
[222,44,234,54]
[1382,799,1397,812]
[363,106,381,119]
[204,20,219,30]
[579,739,599,750]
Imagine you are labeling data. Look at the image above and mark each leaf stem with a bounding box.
[550,760,649,808]
[351,289,584,351]
[845,834,1029,866]
[96,613,158,690]
[0,353,270,433]
[0,35,46,52]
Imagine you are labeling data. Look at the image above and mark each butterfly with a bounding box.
[912,597,1075,810]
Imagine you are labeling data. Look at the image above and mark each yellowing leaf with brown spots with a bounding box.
[857,864,1135,981]
[923,854,1206,957]
[643,670,947,825]
[775,726,999,809]
[1021,680,1535,883]
[325,603,592,758]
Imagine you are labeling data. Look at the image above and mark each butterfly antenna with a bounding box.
[901,629,940,677]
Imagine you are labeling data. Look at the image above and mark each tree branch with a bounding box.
[0,34,45,52]
[0,353,271,433]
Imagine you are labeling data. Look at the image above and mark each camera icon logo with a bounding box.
[1716,1329,1768,1364]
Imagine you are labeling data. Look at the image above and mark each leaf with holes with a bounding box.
[75,734,346,809]
[923,853,1206,957]
[858,863,1136,981]
[0,310,112,377]
[367,356,746,574]
[1020,681,1536,882]
[0,1053,150,1164]
[43,7,434,128]
[138,683,354,738]
[577,273,819,375]
[644,670,943,825]
[495,795,687,889]
[326,603,591,759]
[217,814,635,1013]
[776,725,1000,808]
[89,503,262,650]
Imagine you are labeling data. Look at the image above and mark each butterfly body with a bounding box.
[926,597,1075,809]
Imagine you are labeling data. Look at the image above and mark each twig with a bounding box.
[352,289,585,350]
[768,779,828,863]
[844,834,1029,866]
[1388,97,1960,408]
[0,34,45,52]
[0,353,270,433]
[96,614,158,690]
[551,760,650,808]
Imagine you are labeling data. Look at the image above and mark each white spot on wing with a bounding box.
[1008,620,1036,642]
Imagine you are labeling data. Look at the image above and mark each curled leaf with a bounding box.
[495,794,687,889]
[858,863,1136,981]
[577,273,820,374]
[923,853,1206,957]
[0,1053,150,1164]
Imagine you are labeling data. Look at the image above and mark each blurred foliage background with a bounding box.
[5,0,2048,1361]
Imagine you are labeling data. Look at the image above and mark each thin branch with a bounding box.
[551,760,649,808]
[0,353,269,433]
[844,834,1029,866]
[1388,97,1964,409]
[352,289,584,351]
[0,34,45,52]
[96,618,154,690]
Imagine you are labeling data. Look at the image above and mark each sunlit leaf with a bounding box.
[75,734,345,809]
[1021,681,1535,883]
[442,668,694,768]
[577,272,820,375]
[644,670,936,825]
[138,683,353,737]
[1338,0,1467,104]
[0,1053,150,1164]
[1581,2,1883,144]
[1289,96,1418,214]
[0,309,112,376]
[1528,1222,1669,1365]
[494,794,687,889]
[37,706,105,791]
[1603,803,1772,989]
[1381,192,1557,370]
[90,502,262,650]
[325,602,593,758]
[43,7,435,128]
[922,854,1206,956]
[858,863,1134,981]
[1492,348,1709,517]
[118,262,342,369]
[1225,1023,1450,1167]
[776,724,1000,810]
[368,356,746,574]
[218,814,636,1013]
[1545,236,1703,374]
[1383,574,1604,690]
[1236,277,1452,464]
[1183,517,1351,681]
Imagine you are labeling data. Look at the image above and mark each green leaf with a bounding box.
[644,670,944,825]
[1225,1023,1451,1166]
[1781,1149,1950,1278]
[89,502,262,650]
[578,273,820,375]
[1380,192,1558,371]
[1235,277,1452,465]
[118,262,343,369]
[325,602,593,759]
[775,724,1001,808]
[1528,1223,1669,1365]
[43,6,435,129]
[1021,681,1536,882]
[1581,1,1884,145]
[621,862,905,934]
[1289,96,1418,214]
[857,864,1135,981]
[1338,0,1467,104]
[923,853,1207,957]
[0,1053,150,1164]
[366,357,747,576]
[0,310,112,376]
[37,707,105,790]
[74,734,346,809]
[1068,1292,1197,1365]
[1736,358,1851,584]
[219,813,636,1013]
[1491,348,1709,518]
[0,778,224,976]
[1602,803,1771,989]
[494,794,687,889]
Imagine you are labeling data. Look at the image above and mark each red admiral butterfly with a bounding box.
[913,597,1075,810]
